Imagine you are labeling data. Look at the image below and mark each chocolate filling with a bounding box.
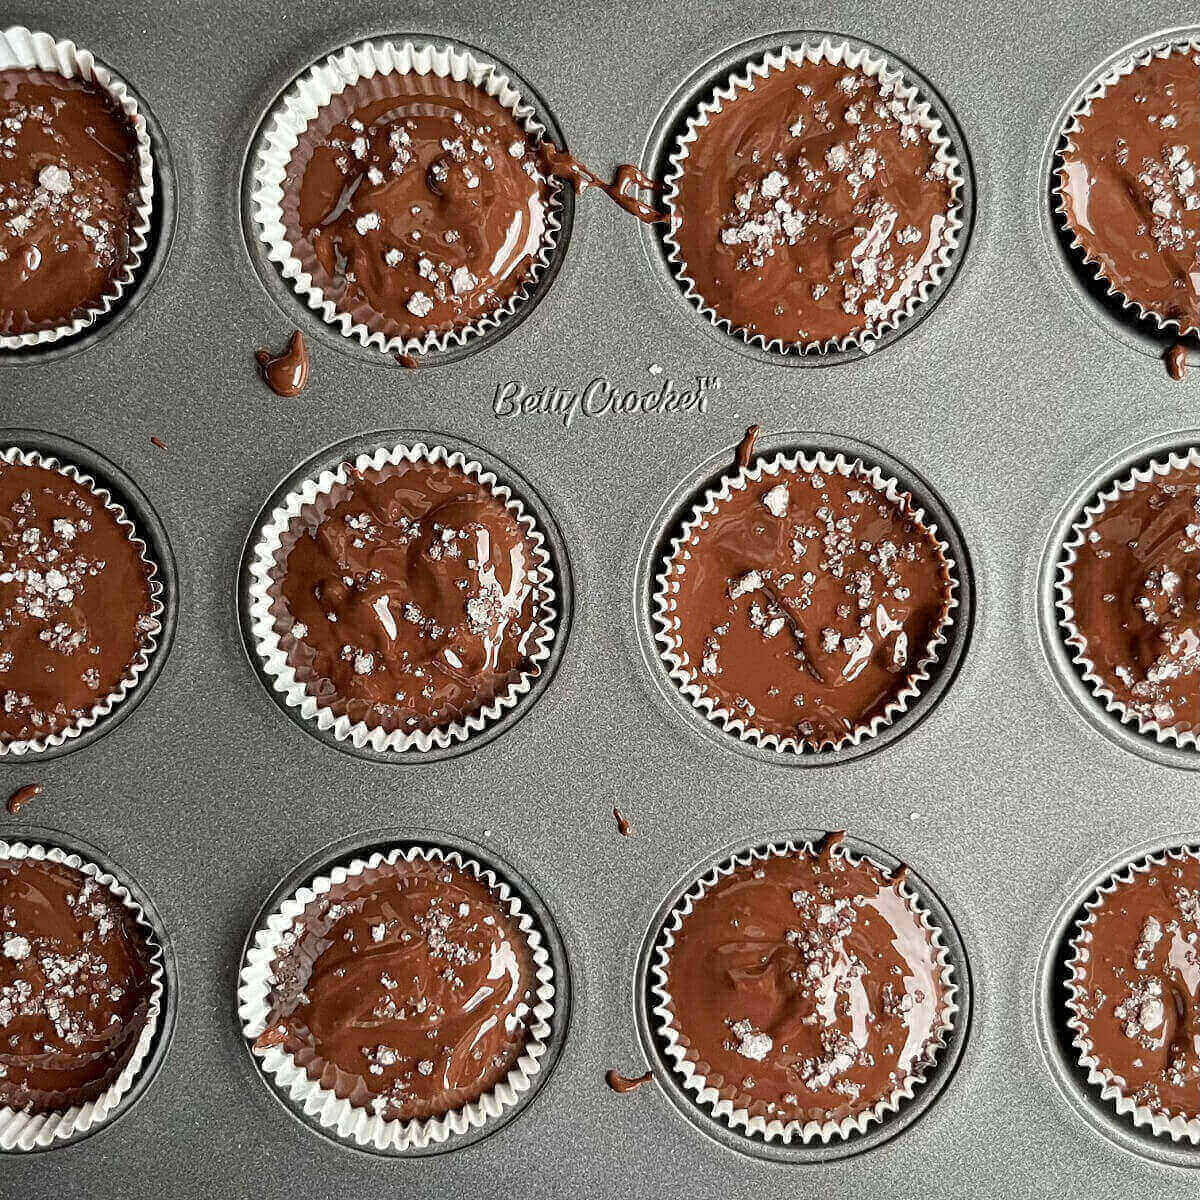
[0,858,155,1112]
[282,71,552,344]
[272,457,547,735]
[1058,46,1200,332]
[664,453,953,747]
[670,57,956,347]
[662,837,948,1127]
[259,856,537,1122]
[0,69,139,336]
[1065,462,1199,736]
[0,460,157,745]
[1070,854,1199,1122]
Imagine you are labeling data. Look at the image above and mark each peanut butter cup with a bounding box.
[260,44,559,354]
[255,446,555,750]
[665,43,960,352]
[244,848,554,1142]
[1066,847,1200,1136]
[0,854,157,1116]
[1057,44,1200,333]
[0,453,160,751]
[652,836,955,1139]
[0,67,143,338]
[656,449,956,751]
[1059,455,1200,744]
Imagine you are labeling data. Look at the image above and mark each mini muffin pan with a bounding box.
[3,2,1200,1198]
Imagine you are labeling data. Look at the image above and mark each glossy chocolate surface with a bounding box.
[0,857,155,1112]
[663,838,947,1126]
[1070,854,1199,1122]
[273,458,546,735]
[283,71,551,344]
[670,58,956,346]
[665,454,953,747]
[0,69,139,335]
[255,330,309,396]
[259,856,536,1121]
[1058,47,1199,332]
[1067,463,1199,735]
[0,460,157,744]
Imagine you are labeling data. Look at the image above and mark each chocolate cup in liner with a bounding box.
[653,449,959,753]
[0,447,164,757]
[0,840,165,1151]
[246,441,557,753]
[236,845,556,1152]
[1063,843,1200,1144]
[661,38,964,358]
[1052,39,1200,338]
[0,26,155,350]
[250,39,564,358]
[1055,445,1200,750]
[649,837,959,1144]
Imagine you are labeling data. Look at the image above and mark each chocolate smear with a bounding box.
[256,330,310,396]
[606,1069,652,1093]
[539,146,666,224]
[735,424,759,471]
[1166,343,1190,381]
[613,806,631,837]
[6,783,41,814]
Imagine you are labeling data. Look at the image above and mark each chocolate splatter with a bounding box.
[255,331,310,396]
[7,783,41,814]
[1166,343,1189,381]
[735,424,760,471]
[254,1023,289,1052]
[149,435,168,452]
[613,806,631,837]
[396,352,421,369]
[606,1069,653,1094]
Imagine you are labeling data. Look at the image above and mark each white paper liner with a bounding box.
[649,836,958,1144]
[1053,39,1200,337]
[237,844,556,1151]
[1064,842,1200,1143]
[1055,445,1200,750]
[662,38,964,357]
[653,448,959,752]
[246,441,557,752]
[0,840,165,1151]
[250,38,563,357]
[0,447,164,756]
[0,26,155,350]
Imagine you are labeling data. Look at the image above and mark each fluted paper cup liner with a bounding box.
[251,38,563,357]
[0,26,155,350]
[246,441,557,752]
[653,448,958,752]
[0,447,164,756]
[237,844,556,1151]
[0,840,165,1151]
[649,836,958,1143]
[1064,843,1200,1143]
[662,38,964,356]
[1053,39,1200,336]
[1055,445,1200,749]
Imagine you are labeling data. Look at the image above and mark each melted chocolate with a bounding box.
[665,456,952,747]
[538,146,665,224]
[735,424,760,471]
[284,72,551,343]
[148,435,167,452]
[259,856,536,1122]
[0,858,154,1112]
[1070,854,1199,1121]
[1067,463,1199,734]
[606,1068,652,1093]
[663,837,947,1126]
[256,330,309,396]
[274,458,545,735]
[1059,48,1200,331]
[0,69,139,335]
[1166,342,1190,381]
[6,782,40,813]
[0,461,157,744]
[670,59,956,346]
[613,806,631,837]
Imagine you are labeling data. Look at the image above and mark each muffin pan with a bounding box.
[3,2,1200,1198]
